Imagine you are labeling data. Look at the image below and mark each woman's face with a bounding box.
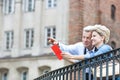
[91,31,104,47]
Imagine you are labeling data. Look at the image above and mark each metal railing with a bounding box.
[34,48,120,80]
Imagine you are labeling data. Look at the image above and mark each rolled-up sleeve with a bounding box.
[59,42,84,55]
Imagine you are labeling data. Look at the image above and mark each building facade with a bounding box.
[0,0,68,80]
[69,0,120,49]
[0,0,120,80]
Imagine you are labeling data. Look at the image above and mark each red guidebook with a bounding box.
[51,44,62,60]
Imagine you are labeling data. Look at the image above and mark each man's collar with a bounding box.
[86,47,97,52]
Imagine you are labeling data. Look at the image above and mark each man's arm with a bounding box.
[48,37,83,55]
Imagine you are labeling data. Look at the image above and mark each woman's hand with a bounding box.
[62,52,73,59]
[62,52,85,60]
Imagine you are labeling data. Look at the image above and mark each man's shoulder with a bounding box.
[75,42,84,46]
[73,42,85,49]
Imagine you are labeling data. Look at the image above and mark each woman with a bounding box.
[91,24,112,57]
[62,24,112,60]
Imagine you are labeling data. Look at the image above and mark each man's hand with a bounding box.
[48,37,58,45]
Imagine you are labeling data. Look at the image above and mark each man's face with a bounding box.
[82,31,92,48]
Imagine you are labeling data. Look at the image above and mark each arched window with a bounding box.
[111,41,116,49]
[2,73,7,80]
[17,67,28,80]
[0,68,9,80]
[111,4,116,20]
[39,66,51,75]
[21,71,28,80]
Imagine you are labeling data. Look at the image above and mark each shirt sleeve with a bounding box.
[84,53,91,59]
[59,42,84,55]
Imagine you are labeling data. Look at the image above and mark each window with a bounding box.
[45,27,56,46]
[111,4,116,20]
[5,31,14,50]
[111,41,116,49]
[46,0,57,8]
[2,72,8,80]
[17,67,28,80]
[22,0,35,12]
[2,0,15,14]
[24,29,34,48]
[21,71,28,80]
[39,66,51,75]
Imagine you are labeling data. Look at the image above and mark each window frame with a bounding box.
[21,71,28,80]
[2,72,8,80]
[2,0,15,14]
[24,28,34,49]
[45,26,56,47]
[46,0,57,8]
[111,4,116,20]
[4,31,14,51]
[22,0,35,12]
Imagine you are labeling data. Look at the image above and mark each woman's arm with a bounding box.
[62,52,85,60]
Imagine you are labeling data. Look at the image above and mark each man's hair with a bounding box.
[83,25,95,32]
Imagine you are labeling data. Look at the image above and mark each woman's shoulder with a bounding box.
[102,44,111,47]
[100,44,112,50]
[95,44,112,55]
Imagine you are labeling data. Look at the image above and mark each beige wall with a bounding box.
[0,56,65,80]
[0,0,70,80]
[0,0,69,57]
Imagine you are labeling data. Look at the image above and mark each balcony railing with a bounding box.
[34,48,120,80]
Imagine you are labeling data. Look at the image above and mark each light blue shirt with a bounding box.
[93,44,112,57]
[59,42,95,61]
[59,42,85,55]
[59,42,112,59]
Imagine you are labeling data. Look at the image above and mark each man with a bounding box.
[48,25,95,80]
[48,25,95,62]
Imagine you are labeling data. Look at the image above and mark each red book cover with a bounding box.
[51,44,62,60]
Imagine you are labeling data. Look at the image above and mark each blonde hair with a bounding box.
[93,24,110,44]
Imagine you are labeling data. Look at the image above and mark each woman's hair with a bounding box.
[93,24,110,44]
